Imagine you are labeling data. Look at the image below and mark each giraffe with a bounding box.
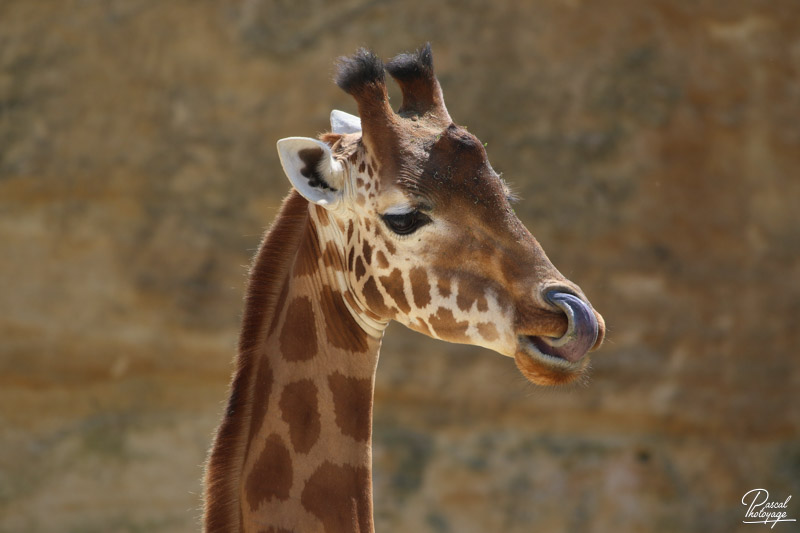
[204,44,605,533]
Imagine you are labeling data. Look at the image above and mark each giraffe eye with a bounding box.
[381,210,431,235]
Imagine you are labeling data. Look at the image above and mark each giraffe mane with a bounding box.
[204,190,309,533]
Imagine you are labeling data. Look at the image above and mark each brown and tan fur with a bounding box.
[204,45,605,533]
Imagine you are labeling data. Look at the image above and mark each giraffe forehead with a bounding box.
[369,129,509,222]
[328,110,509,236]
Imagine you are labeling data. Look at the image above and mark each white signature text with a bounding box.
[742,488,796,529]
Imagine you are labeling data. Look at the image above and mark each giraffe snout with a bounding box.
[517,287,601,363]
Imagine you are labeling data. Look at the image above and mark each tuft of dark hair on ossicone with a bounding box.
[385,42,434,81]
[334,48,385,95]
[384,42,451,123]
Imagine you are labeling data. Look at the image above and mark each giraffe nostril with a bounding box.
[541,285,579,306]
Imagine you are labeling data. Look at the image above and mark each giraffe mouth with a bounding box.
[519,335,584,365]
[518,292,599,365]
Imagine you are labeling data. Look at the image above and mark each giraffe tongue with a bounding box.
[532,292,598,363]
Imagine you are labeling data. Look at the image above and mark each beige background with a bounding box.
[1,1,799,532]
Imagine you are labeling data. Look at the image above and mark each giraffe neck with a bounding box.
[204,191,385,533]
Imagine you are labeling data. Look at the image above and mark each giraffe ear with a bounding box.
[277,137,344,208]
[330,109,362,134]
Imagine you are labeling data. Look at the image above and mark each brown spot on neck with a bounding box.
[247,356,274,451]
[246,434,293,510]
[279,297,318,361]
[294,221,322,278]
[328,372,373,443]
[301,461,372,533]
[321,241,345,272]
[319,284,369,353]
[279,380,321,454]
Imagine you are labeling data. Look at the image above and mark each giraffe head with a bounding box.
[277,45,605,385]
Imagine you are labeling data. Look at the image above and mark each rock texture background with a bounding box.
[1,1,799,532]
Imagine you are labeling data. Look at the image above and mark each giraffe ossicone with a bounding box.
[329,110,362,134]
[204,43,605,533]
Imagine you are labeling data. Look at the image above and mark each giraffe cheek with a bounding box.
[428,307,470,343]
[378,269,411,315]
[375,250,389,269]
[354,256,366,281]
[409,267,431,308]
[476,321,499,342]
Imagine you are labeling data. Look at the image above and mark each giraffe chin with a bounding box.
[514,336,591,386]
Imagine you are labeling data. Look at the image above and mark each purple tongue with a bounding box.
[535,291,598,363]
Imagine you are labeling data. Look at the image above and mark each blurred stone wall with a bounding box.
[1,1,799,532]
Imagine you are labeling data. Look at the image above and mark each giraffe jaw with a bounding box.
[514,335,591,385]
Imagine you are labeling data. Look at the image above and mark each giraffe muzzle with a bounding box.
[525,291,599,363]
